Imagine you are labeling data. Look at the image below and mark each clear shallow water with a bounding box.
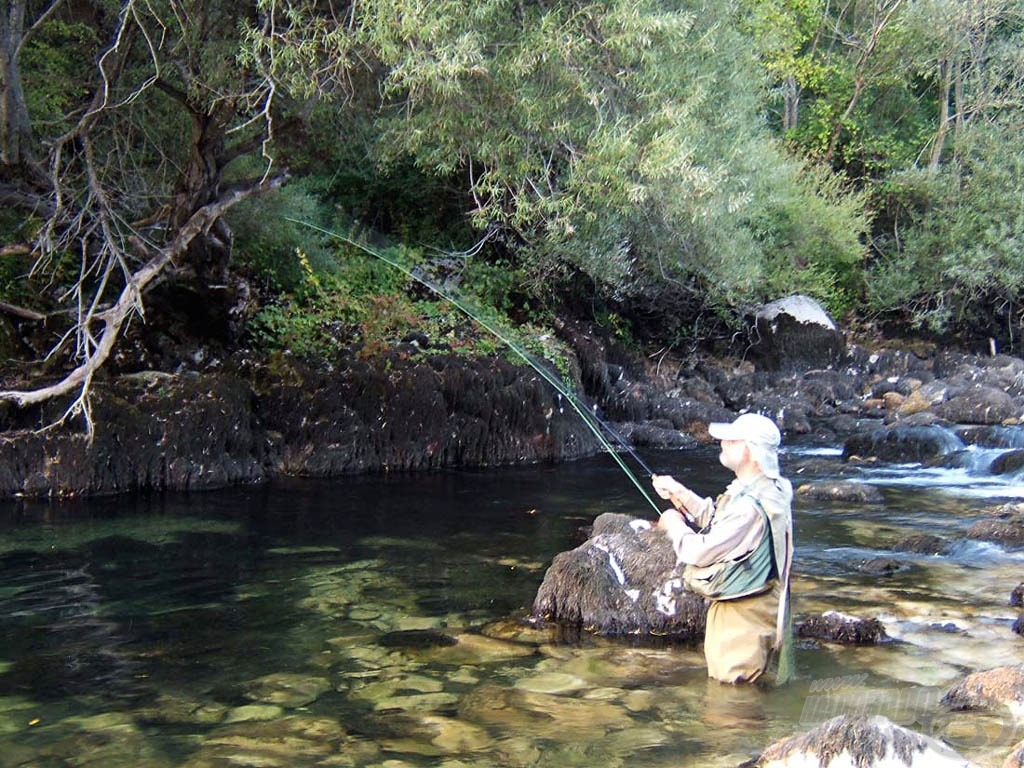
[1,441,1023,767]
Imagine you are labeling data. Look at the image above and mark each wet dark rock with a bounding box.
[749,295,846,373]
[257,353,601,477]
[991,449,1024,475]
[891,380,952,417]
[796,481,885,504]
[1011,584,1024,608]
[610,420,696,449]
[942,663,1024,713]
[957,425,1024,449]
[1013,616,1024,637]
[742,714,968,767]
[893,533,951,556]
[843,425,965,463]
[886,410,948,428]
[378,630,458,649]
[795,612,889,645]
[531,512,707,640]
[964,503,1024,548]
[871,376,924,398]
[935,353,1024,397]
[0,352,604,498]
[3,314,1022,501]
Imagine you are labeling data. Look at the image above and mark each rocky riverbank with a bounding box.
[1,297,1022,500]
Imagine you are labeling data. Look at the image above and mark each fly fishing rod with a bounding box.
[290,219,664,515]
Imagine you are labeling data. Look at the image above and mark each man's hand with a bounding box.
[652,474,693,512]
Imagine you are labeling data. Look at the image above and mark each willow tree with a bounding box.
[253,0,868,341]
[0,1,289,429]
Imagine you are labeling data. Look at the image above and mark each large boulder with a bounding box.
[531,513,707,639]
[749,295,846,373]
[743,714,973,767]
[932,385,1021,425]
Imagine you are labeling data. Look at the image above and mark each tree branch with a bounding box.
[0,301,45,321]
[0,174,286,420]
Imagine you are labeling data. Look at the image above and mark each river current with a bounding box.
[1,432,1023,767]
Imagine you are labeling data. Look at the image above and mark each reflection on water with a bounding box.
[0,443,1022,767]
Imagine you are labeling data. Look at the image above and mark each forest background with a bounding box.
[1,0,1023,428]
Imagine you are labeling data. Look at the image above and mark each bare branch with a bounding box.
[0,243,31,258]
[0,301,45,321]
[14,0,67,59]
[0,175,286,419]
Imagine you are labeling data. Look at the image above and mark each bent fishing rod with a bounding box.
[290,219,664,515]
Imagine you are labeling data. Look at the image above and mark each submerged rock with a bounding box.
[858,557,912,576]
[893,533,952,556]
[743,714,972,767]
[242,672,331,709]
[531,513,707,640]
[378,629,459,649]
[178,714,351,767]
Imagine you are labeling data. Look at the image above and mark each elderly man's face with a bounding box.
[718,439,751,473]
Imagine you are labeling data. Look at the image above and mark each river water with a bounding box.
[1,431,1023,768]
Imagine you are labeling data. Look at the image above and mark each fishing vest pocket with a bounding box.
[682,503,775,601]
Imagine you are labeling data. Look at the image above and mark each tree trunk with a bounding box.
[168,102,233,285]
[0,0,35,169]
[928,59,954,170]
[783,75,801,132]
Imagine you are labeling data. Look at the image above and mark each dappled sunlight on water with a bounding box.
[0,440,1022,767]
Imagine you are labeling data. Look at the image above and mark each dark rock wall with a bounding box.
[257,354,601,477]
[0,353,602,499]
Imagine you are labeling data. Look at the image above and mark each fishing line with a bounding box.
[290,219,664,515]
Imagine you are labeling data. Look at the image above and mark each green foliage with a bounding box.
[246,239,410,358]
[19,20,98,129]
[744,162,869,317]
[228,179,334,292]
[867,117,1024,340]
[353,0,870,338]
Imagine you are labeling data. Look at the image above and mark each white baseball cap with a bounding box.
[708,412,782,479]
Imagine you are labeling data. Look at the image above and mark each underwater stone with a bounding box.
[513,672,588,695]
[223,704,286,724]
[243,672,331,708]
[379,629,458,649]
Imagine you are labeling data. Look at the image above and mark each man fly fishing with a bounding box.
[304,226,793,683]
[652,413,794,685]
